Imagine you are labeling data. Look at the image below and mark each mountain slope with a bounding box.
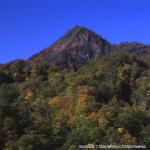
[28,26,111,69]
[113,42,150,55]
[0,26,150,149]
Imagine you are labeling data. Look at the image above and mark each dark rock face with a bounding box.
[28,26,111,69]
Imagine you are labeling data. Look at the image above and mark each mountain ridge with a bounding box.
[1,26,150,69]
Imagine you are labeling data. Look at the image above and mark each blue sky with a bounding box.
[0,0,150,63]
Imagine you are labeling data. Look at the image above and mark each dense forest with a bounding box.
[0,26,150,149]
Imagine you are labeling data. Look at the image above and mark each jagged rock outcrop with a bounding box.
[28,26,111,69]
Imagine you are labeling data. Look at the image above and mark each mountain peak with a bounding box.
[69,25,90,31]
[63,25,101,38]
[70,25,86,30]
[28,26,111,69]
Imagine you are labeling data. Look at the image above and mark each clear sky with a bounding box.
[0,0,150,63]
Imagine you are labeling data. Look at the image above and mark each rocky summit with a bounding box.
[28,26,111,69]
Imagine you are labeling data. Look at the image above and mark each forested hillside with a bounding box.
[0,26,150,149]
